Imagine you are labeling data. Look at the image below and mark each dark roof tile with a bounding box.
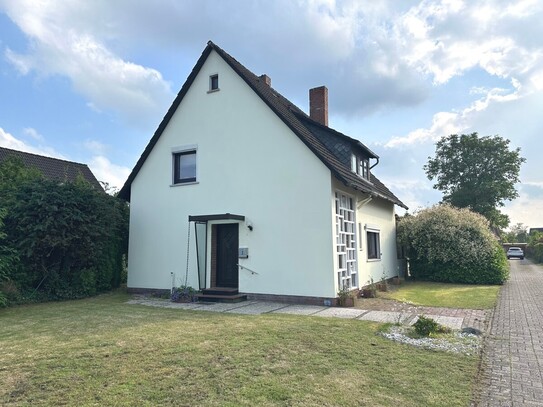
[0,147,103,190]
[118,41,407,209]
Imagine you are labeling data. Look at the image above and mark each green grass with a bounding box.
[380,281,500,309]
[1,292,479,406]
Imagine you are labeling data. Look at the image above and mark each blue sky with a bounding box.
[1,0,542,229]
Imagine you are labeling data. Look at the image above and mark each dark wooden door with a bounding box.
[216,224,239,288]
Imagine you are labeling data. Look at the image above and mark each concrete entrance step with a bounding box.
[196,287,247,303]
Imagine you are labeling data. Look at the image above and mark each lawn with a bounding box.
[1,292,479,406]
[379,281,500,309]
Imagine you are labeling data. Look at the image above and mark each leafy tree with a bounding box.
[502,223,528,243]
[397,205,508,284]
[424,133,525,229]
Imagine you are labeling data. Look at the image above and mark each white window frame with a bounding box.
[351,154,357,173]
[171,145,198,186]
[351,154,370,181]
[365,224,381,261]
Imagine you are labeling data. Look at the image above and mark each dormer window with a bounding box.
[350,154,370,180]
[360,158,369,179]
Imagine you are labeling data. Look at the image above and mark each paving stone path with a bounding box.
[474,260,543,406]
[128,293,486,331]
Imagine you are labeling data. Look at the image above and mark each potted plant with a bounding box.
[337,286,355,307]
[360,279,377,298]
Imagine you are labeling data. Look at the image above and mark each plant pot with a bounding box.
[339,297,354,307]
[361,288,376,298]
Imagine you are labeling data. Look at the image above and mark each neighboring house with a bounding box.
[119,41,407,305]
[0,146,102,190]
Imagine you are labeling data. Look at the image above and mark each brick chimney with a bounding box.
[309,86,328,126]
[259,74,271,87]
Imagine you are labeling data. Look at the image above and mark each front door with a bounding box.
[216,223,239,288]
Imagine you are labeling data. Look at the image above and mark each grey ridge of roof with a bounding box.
[118,41,407,209]
[0,146,102,190]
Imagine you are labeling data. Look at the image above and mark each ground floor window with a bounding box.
[367,228,381,260]
[335,191,357,289]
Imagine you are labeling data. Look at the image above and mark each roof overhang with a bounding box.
[188,213,245,222]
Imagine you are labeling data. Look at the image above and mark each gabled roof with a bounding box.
[0,147,102,190]
[118,41,407,209]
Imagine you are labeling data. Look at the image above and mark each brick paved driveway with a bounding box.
[474,259,543,406]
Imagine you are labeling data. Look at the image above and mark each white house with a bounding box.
[118,41,407,305]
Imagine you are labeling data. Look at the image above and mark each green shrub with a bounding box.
[526,240,543,263]
[413,316,450,337]
[0,158,129,304]
[398,205,508,284]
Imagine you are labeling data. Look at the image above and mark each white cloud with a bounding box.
[2,0,173,126]
[83,139,108,155]
[394,0,543,91]
[384,82,522,147]
[3,0,540,120]
[503,192,543,229]
[1,127,129,191]
[88,155,130,191]
[0,127,64,159]
[22,127,44,142]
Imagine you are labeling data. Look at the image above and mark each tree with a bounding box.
[502,223,528,243]
[397,205,508,284]
[424,133,526,229]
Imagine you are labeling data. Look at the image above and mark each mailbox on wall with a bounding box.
[238,247,249,259]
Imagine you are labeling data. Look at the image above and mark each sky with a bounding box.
[0,0,542,230]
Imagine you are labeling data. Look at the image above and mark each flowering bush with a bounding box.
[171,285,197,303]
[397,205,508,284]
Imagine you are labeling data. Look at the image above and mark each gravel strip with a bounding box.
[380,325,482,355]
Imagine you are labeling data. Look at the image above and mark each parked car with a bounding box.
[507,247,524,260]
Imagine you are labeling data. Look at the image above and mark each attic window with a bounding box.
[209,74,219,91]
[360,159,369,179]
[351,154,370,180]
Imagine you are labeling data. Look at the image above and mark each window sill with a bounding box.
[207,89,220,94]
[367,258,381,262]
[170,181,199,187]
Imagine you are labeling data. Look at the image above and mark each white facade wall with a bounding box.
[331,179,399,292]
[356,197,399,285]
[127,50,337,298]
